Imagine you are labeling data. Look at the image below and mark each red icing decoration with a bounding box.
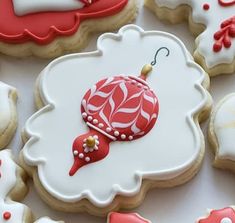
[108,212,151,223]
[3,212,11,220]
[69,73,159,176]
[218,0,235,6]
[198,207,235,223]
[213,16,235,52]
[203,3,210,10]
[0,0,128,45]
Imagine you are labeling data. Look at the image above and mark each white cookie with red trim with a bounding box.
[0,82,17,149]
[21,25,211,215]
[0,149,32,223]
[209,93,235,172]
[145,0,235,76]
[0,0,137,58]
[0,149,64,223]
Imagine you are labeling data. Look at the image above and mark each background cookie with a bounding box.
[107,213,151,223]
[0,149,64,223]
[209,93,235,172]
[0,0,137,58]
[197,206,235,223]
[21,25,211,215]
[0,149,33,223]
[0,82,17,149]
[145,0,235,77]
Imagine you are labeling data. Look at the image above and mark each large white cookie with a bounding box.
[22,25,211,213]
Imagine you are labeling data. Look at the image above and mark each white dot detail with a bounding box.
[85,157,90,162]
[121,134,126,139]
[82,112,87,118]
[98,123,104,128]
[73,150,79,156]
[93,119,98,124]
[79,153,84,159]
[114,131,120,136]
[106,127,111,132]
[221,217,233,223]
[88,116,93,121]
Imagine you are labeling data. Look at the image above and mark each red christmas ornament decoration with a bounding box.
[198,207,235,223]
[213,16,235,52]
[108,212,151,223]
[218,0,235,7]
[69,47,170,176]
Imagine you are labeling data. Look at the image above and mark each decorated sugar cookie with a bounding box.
[21,25,211,215]
[0,82,17,149]
[0,0,137,58]
[107,213,151,223]
[0,149,32,223]
[197,207,235,223]
[145,0,235,76]
[0,149,64,223]
[209,93,235,172]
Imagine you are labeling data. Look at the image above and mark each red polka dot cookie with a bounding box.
[145,0,235,76]
[0,0,137,58]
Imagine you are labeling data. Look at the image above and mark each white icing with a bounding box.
[0,82,15,135]
[221,217,233,223]
[213,93,235,160]
[0,150,26,223]
[12,0,85,16]
[154,0,235,68]
[35,217,63,223]
[22,25,208,207]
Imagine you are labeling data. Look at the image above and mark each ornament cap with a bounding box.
[141,64,152,80]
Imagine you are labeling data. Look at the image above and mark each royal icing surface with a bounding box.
[198,207,235,223]
[12,0,84,16]
[0,0,128,45]
[154,0,235,69]
[35,217,63,223]
[213,93,235,160]
[108,212,151,223]
[0,150,26,223]
[22,25,208,207]
[0,82,15,135]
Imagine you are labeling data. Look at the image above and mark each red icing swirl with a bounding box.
[0,0,128,45]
